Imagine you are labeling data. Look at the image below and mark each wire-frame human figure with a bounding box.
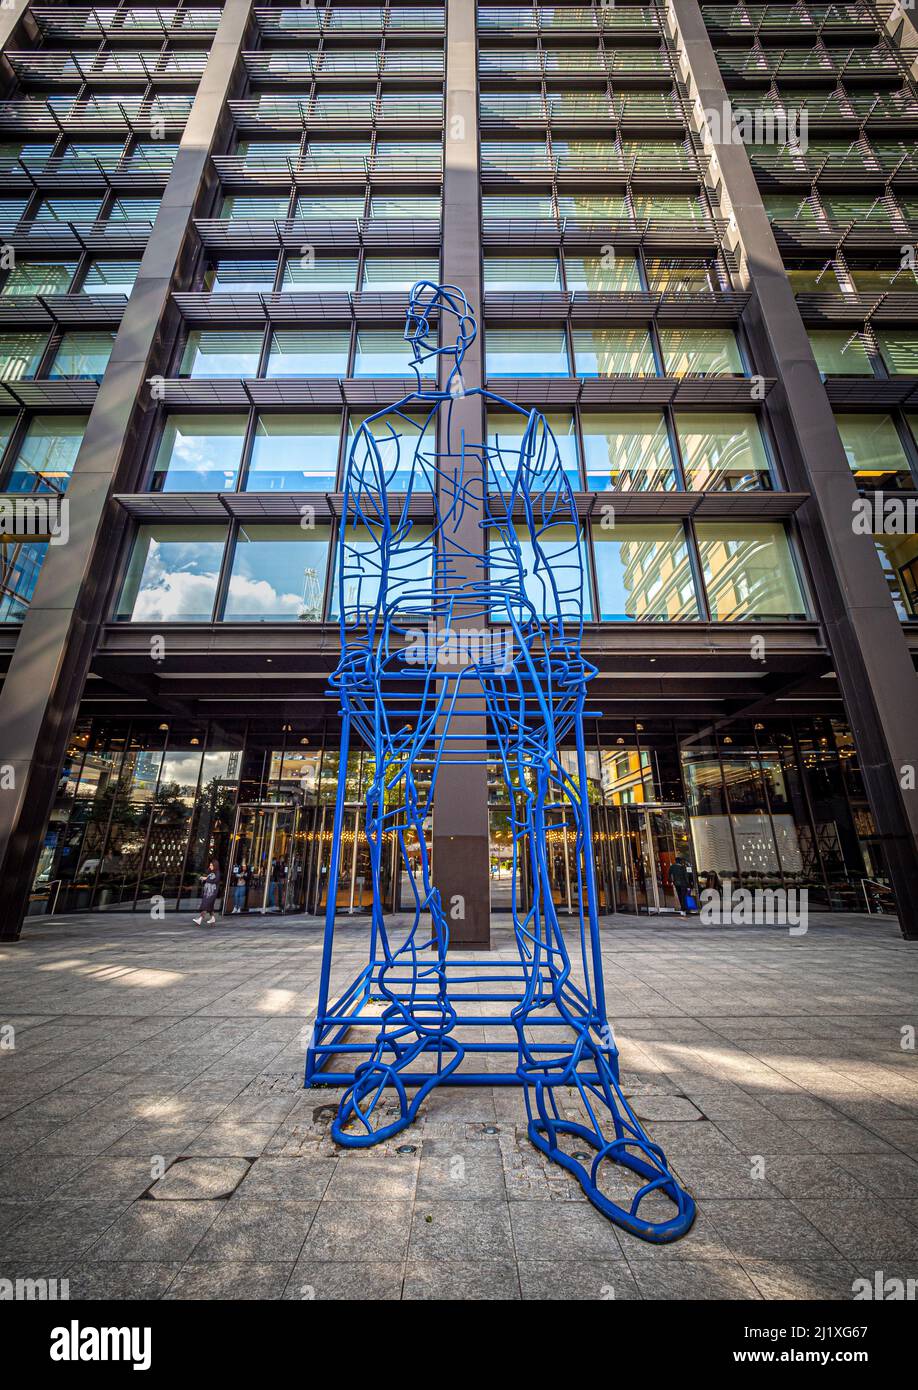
[318,282,695,1242]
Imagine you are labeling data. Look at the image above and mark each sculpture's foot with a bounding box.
[519,1036,695,1242]
[528,1114,696,1243]
[331,1035,464,1148]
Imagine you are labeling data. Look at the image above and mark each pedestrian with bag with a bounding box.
[193,858,221,926]
[670,855,697,917]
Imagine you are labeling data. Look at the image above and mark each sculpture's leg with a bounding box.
[513,733,696,1243]
[331,775,464,1147]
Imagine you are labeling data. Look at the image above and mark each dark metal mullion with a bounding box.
[319,517,339,623]
[583,515,600,623]
[684,514,712,622]
[663,402,688,491]
[211,516,239,624]
[233,406,260,493]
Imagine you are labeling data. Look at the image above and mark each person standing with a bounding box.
[193,858,221,926]
[670,856,696,916]
[230,860,250,914]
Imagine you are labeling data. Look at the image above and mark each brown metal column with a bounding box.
[0,0,253,939]
[433,0,491,947]
[668,0,918,936]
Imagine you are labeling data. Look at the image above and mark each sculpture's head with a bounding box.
[404,281,476,387]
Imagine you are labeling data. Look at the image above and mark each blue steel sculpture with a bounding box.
[307,282,695,1242]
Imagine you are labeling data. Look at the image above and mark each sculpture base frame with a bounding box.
[305,955,620,1088]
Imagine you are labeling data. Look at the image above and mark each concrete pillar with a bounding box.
[433,0,492,947]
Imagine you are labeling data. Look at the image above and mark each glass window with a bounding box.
[81,261,140,295]
[483,256,561,291]
[645,257,722,293]
[0,141,53,173]
[369,195,441,220]
[374,140,441,171]
[331,522,434,621]
[2,261,77,296]
[205,260,277,293]
[632,194,708,223]
[581,412,676,491]
[808,329,874,376]
[0,199,28,228]
[221,194,290,220]
[836,413,913,489]
[223,524,331,621]
[876,331,918,376]
[593,523,698,620]
[849,263,917,294]
[116,525,227,622]
[676,412,773,491]
[874,533,918,618]
[487,411,580,487]
[33,198,104,224]
[490,523,591,621]
[294,194,366,220]
[556,192,629,220]
[486,329,570,376]
[346,411,437,491]
[105,196,160,225]
[481,194,555,219]
[820,194,892,225]
[784,262,848,294]
[0,539,47,622]
[353,329,420,377]
[762,193,818,222]
[266,330,350,376]
[361,256,440,291]
[151,415,247,492]
[282,256,359,291]
[58,141,125,171]
[572,328,656,377]
[48,331,114,380]
[248,415,341,490]
[696,523,808,620]
[5,415,85,494]
[0,333,47,381]
[180,331,263,377]
[234,140,300,170]
[126,141,177,171]
[565,252,641,291]
[659,327,744,377]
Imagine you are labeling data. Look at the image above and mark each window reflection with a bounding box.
[696,523,808,620]
[593,523,698,621]
[117,526,227,622]
[224,524,330,621]
[581,412,676,491]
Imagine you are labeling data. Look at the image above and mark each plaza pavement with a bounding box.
[0,909,916,1301]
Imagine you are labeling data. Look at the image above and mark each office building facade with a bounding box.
[0,0,914,941]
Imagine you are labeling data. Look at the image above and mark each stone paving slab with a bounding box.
[0,909,916,1299]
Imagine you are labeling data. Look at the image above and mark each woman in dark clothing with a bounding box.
[193,858,221,926]
[230,860,251,914]
[670,856,696,916]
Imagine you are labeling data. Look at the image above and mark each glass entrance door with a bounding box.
[620,806,692,913]
[226,803,301,913]
[313,806,380,915]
